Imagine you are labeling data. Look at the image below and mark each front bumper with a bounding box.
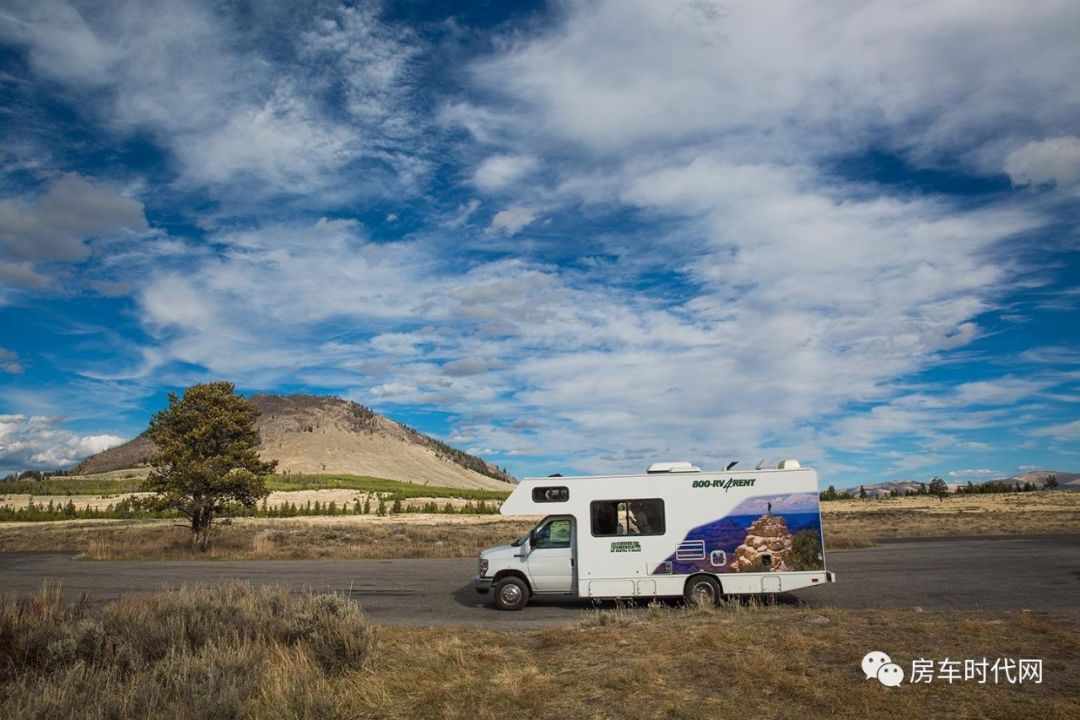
[474,575,493,594]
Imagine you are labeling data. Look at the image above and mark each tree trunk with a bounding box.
[190,506,213,551]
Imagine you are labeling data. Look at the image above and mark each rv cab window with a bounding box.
[590,499,665,537]
[534,518,572,548]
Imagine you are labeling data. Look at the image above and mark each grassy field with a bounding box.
[0,472,512,500]
[0,492,1076,560]
[820,491,1080,548]
[267,474,510,500]
[1,582,1076,719]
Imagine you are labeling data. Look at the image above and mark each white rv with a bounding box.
[475,460,835,610]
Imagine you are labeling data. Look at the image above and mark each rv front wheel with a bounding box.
[684,575,721,607]
[494,576,530,611]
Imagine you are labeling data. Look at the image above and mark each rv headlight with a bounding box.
[479,558,489,576]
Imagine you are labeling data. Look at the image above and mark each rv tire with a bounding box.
[493,576,530,611]
[684,575,721,607]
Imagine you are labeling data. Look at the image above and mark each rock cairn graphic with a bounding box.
[729,513,793,572]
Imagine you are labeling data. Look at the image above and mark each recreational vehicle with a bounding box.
[474,460,835,610]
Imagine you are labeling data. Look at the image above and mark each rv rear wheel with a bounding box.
[493,576,530,611]
[684,575,721,607]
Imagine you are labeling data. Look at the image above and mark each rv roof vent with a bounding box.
[777,459,801,469]
[647,461,701,474]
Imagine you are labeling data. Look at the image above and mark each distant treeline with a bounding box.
[0,496,502,523]
[0,469,72,483]
[820,474,1059,501]
[0,476,143,496]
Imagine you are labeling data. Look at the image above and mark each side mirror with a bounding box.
[516,529,538,558]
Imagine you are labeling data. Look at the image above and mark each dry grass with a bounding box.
[363,603,1080,720]
[0,492,1076,560]
[0,515,536,560]
[2,584,1075,719]
[0,582,374,719]
[822,491,1080,549]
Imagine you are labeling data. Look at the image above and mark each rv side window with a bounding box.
[532,486,569,503]
[590,499,665,537]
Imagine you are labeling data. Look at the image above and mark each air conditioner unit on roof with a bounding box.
[646,461,701,473]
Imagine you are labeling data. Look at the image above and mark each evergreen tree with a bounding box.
[143,382,275,549]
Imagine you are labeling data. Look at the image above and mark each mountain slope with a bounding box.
[73,394,514,491]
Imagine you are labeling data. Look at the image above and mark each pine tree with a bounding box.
[143,382,275,549]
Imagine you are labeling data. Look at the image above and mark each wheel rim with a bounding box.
[500,584,522,605]
[691,581,715,604]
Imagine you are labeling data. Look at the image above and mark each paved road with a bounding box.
[1,535,1076,627]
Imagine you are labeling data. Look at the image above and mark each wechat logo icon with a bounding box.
[862,651,904,687]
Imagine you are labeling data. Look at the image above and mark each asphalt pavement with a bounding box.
[0,535,1076,627]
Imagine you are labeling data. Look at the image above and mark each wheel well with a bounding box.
[493,570,532,593]
[685,573,722,594]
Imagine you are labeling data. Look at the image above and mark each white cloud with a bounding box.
[448,198,481,227]
[947,468,1002,480]
[461,0,1080,173]
[1,1,427,201]
[0,414,125,472]
[486,206,537,236]
[0,348,23,374]
[1005,136,1080,190]
[1029,419,1080,440]
[473,154,538,191]
[0,174,148,287]
[0,262,49,291]
[442,357,497,377]
[413,0,1075,474]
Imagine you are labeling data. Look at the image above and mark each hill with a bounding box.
[73,394,514,491]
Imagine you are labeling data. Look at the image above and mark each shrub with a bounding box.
[0,582,375,719]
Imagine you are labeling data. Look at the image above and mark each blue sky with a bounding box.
[0,0,1077,486]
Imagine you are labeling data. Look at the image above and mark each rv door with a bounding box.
[527,516,575,593]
